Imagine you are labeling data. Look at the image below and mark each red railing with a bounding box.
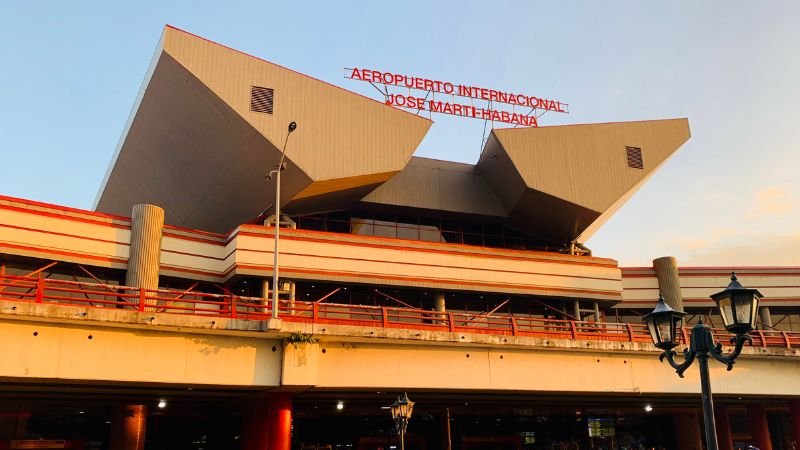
[1,274,799,349]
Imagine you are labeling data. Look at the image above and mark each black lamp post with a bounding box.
[643,273,762,450]
[390,393,414,450]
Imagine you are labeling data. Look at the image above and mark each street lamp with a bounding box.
[390,393,414,450]
[643,273,762,450]
[266,121,297,326]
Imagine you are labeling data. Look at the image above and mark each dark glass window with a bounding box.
[291,211,557,252]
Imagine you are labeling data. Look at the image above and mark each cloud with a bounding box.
[681,233,800,266]
[746,186,792,218]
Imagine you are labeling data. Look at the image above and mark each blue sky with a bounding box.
[1,1,798,266]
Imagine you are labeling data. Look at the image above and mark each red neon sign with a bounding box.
[345,67,569,127]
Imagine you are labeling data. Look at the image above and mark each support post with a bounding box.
[653,256,684,311]
[126,204,164,312]
[674,411,703,450]
[715,406,734,450]
[268,394,292,450]
[759,306,773,330]
[790,399,800,448]
[434,292,446,313]
[110,405,147,450]
[443,408,452,450]
[241,399,269,450]
[747,404,773,450]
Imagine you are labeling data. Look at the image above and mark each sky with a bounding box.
[0,1,798,267]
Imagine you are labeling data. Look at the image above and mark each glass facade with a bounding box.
[291,211,559,251]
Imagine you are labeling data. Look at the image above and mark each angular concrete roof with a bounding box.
[95,26,432,232]
[477,119,691,242]
[95,26,690,245]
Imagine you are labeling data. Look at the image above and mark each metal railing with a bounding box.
[1,274,798,349]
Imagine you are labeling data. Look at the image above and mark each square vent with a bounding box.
[250,86,274,114]
[626,146,644,169]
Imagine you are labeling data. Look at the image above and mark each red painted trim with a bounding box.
[162,224,227,240]
[162,231,227,246]
[161,248,225,261]
[164,25,433,124]
[0,194,130,221]
[0,203,131,230]
[0,223,128,246]
[0,242,127,265]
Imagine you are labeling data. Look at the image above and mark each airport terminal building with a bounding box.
[1,26,800,450]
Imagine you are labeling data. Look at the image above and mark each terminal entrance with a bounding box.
[0,384,794,450]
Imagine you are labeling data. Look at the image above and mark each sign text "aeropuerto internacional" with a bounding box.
[346,68,568,127]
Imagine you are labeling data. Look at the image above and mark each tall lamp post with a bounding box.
[390,393,415,450]
[266,121,297,326]
[643,273,762,450]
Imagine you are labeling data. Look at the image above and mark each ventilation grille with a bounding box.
[626,146,644,169]
[250,86,274,114]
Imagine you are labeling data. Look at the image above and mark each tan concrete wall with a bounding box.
[619,267,800,308]
[230,226,622,300]
[0,198,131,269]
[2,301,799,396]
[0,319,281,387]
[285,338,800,397]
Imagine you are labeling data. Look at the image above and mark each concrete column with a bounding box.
[715,406,734,450]
[268,394,292,450]
[434,292,446,313]
[593,301,601,322]
[13,404,29,439]
[442,408,452,450]
[747,404,773,450]
[573,300,581,321]
[126,204,164,310]
[110,405,147,450]
[759,306,773,329]
[653,256,684,311]
[790,400,800,446]
[674,411,703,450]
[241,399,270,450]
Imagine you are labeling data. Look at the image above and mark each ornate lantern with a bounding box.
[710,272,762,335]
[643,293,686,350]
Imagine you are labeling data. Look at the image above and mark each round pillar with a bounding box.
[715,406,734,450]
[268,394,292,450]
[126,204,164,310]
[653,256,684,311]
[759,306,773,329]
[674,411,703,450]
[747,404,773,450]
[790,400,800,446]
[242,399,270,450]
[110,405,147,450]
[434,292,446,313]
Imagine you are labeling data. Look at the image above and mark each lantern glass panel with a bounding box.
[733,292,753,326]
[717,296,733,328]
[657,318,672,345]
[647,319,659,345]
[673,316,684,342]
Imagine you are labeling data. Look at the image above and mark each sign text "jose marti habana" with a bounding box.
[346,68,568,127]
